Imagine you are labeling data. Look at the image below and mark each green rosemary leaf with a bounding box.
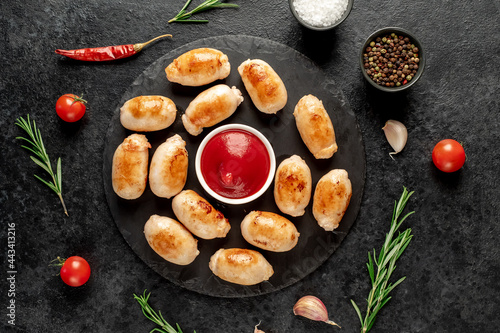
[56,157,62,192]
[30,156,51,173]
[211,3,239,8]
[350,300,364,326]
[398,236,413,257]
[34,174,58,193]
[395,211,415,231]
[384,276,406,298]
[370,249,378,267]
[367,255,374,284]
[151,328,170,333]
[381,242,401,268]
[375,295,392,314]
[16,136,36,146]
[22,145,46,161]
[175,19,209,23]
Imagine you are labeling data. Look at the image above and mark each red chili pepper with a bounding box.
[55,34,172,61]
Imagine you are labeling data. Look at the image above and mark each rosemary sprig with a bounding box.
[168,0,239,23]
[134,290,196,333]
[351,187,415,333]
[15,115,68,216]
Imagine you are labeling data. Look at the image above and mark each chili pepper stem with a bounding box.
[133,34,173,52]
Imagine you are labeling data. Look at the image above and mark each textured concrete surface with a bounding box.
[1,0,499,332]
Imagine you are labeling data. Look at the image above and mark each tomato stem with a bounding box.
[49,256,66,267]
[71,94,87,106]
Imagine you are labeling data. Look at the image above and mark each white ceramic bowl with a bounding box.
[195,124,276,205]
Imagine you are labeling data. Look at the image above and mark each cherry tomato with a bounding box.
[55,94,87,122]
[59,256,91,287]
[432,139,466,173]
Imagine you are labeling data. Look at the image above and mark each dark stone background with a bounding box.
[1,0,499,332]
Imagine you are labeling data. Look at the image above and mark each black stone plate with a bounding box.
[103,35,366,297]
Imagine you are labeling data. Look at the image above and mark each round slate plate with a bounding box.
[103,35,366,297]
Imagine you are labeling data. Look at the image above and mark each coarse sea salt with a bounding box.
[293,0,348,27]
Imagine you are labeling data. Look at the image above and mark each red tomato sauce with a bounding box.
[200,129,271,199]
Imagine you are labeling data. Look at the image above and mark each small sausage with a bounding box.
[293,94,338,159]
[144,215,199,265]
[149,134,189,199]
[238,59,287,114]
[112,134,151,200]
[120,95,177,132]
[172,190,231,239]
[182,84,243,136]
[165,48,231,86]
[274,155,312,217]
[312,169,352,231]
[241,211,300,252]
[209,248,274,285]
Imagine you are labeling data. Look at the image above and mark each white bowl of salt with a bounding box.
[289,0,353,30]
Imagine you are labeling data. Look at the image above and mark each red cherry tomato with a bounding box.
[59,256,91,287]
[432,139,466,173]
[55,94,87,122]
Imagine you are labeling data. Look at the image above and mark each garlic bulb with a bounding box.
[293,295,340,327]
[382,120,408,158]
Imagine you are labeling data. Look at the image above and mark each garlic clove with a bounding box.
[293,295,341,328]
[382,119,408,158]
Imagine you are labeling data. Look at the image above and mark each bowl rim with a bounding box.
[288,0,353,31]
[360,26,425,92]
[195,123,276,205]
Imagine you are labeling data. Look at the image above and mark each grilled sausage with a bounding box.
[209,248,274,285]
[112,134,150,200]
[294,94,337,159]
[312,169,352,231]
[238,59,287,114]
[274,155,312,217]
[182,84,243,136]
[172,190,230,239]
[149,134,189,199]
[120,95,176,132]
[144,215,199,265]
[241,211,300,252]
[165,48,231,86]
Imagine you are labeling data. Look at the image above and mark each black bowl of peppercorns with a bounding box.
[360,27,425,92]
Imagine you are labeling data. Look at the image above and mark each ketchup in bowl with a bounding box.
[196,124,276,205]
